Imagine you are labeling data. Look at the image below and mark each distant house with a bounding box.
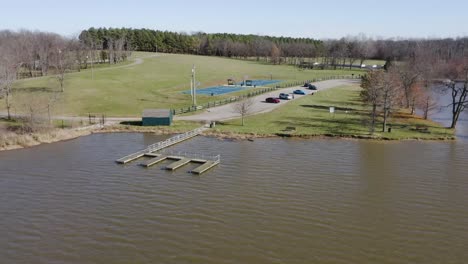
[142,109,173,126]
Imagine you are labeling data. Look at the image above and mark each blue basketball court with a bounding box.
[182,80,281,95]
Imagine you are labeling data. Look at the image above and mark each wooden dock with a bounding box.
[116,152,146,164]
[165,158,192,170]
[140,154,166,167]
[139,154,219,173]
[116,126,220,174]
[191,160,220,175]
[116,126,207,164]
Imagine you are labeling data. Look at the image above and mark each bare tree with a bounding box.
[233,97,255,126]
[438,58,468,128]
[361,71,382,134]
[54,40,75,92]
[270,43,281,65]
[0,32,21,120]
[421,94,438,120]
[35,32,60,76]
[394,62,421,110]
[380,68,403,132]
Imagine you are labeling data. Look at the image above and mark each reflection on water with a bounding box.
[0,133,467,264]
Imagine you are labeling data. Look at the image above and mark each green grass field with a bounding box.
[214,85,454,140]
[9,52,363,116]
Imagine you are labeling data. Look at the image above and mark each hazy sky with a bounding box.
[1,0,467,39]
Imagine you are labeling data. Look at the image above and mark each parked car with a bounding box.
[293,89,306,95]
[279,93,293,100]
[308,84,317,90]
[266,97,280,103]
[303,82,310,87]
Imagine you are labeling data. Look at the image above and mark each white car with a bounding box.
[279,93,293,100]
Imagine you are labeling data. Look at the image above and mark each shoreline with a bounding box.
[0,124,456,152]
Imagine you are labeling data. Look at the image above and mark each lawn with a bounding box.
[214,85,454,140]
[8,52,363,117]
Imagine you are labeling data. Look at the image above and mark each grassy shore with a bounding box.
[9,52,363,116]
[0,119,202,151]
[209,85,455,140]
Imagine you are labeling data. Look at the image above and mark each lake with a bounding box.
[1,130,467,263]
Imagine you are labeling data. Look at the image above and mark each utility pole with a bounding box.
[191,64,197,106]
[91,54,94,80]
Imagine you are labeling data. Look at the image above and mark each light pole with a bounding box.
[191,64,197,106]
[87,55,94,80]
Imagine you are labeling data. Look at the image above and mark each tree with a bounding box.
[420,94,438,120]
[360,71,382,134]
[439,58,468,129]
[361,70,402,133]
[0,32,21,120]
[270,43,281,64]
[394,61,421,110]
[233,97,255,126]
[380,68,403,132]
[54,40,74,92]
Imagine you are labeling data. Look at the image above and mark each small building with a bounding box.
[142,109,172,126]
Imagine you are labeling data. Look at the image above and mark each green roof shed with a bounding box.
[142,109,173,126]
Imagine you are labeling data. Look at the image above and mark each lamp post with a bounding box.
[191,64,197,106]
[86,55,94,80]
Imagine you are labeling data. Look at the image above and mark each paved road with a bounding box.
[175,79,359,122]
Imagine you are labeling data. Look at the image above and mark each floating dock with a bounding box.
[140,154,166,167]
[165,157,192,170]
[191,160,220,174]
[141,154,220,174]
[116,126,220,174]
[116,127,207,164]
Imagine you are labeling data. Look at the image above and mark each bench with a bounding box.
[415,125,430,133]
[283,126,296,132]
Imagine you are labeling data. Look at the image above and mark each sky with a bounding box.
[1,0,467,39]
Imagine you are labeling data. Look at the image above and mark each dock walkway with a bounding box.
[116,126,207,164]
[116,126,220,174]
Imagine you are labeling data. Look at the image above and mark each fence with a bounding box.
[145,126,206,153]
[172,75,361,115]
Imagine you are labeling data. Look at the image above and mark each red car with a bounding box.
[266,97,280,103]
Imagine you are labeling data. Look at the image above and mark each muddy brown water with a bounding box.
[1,131,468,263]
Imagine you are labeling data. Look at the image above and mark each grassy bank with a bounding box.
[210,85,455,140]
[9,52,363,117]
[0,119,202,152]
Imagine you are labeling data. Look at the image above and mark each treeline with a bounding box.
[79,28,468,68]
[78,27,322,64]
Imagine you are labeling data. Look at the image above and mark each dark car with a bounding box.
[303,82,310,87]
[266,97,280,103]
[308,84,317,90]
[293,89,306,95]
